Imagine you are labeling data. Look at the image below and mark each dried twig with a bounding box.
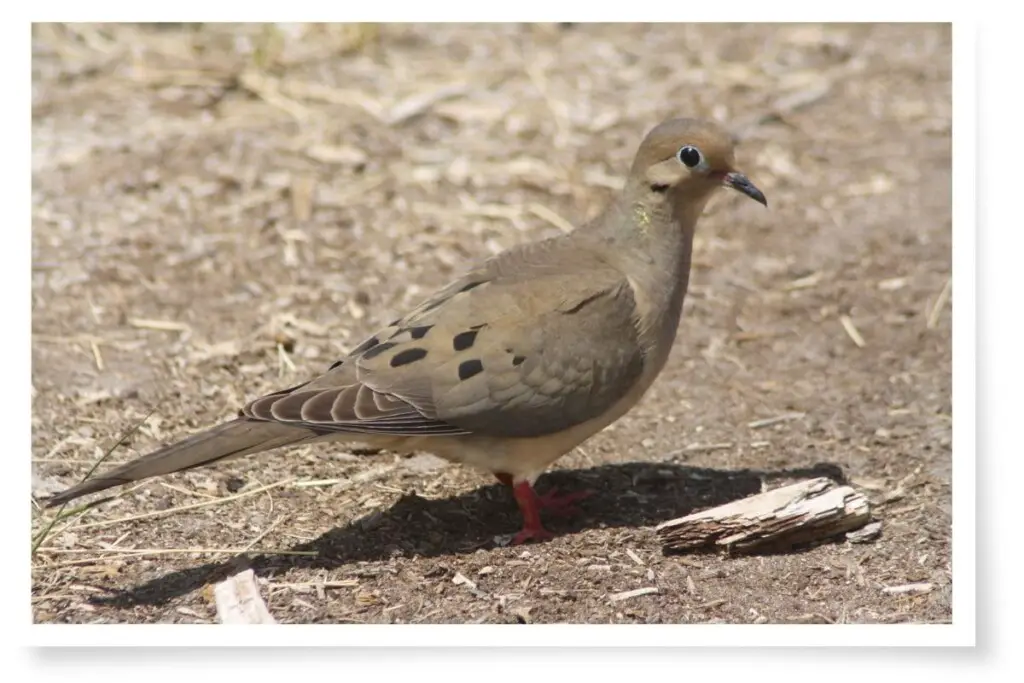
[747,412,806,429]
[32,411,155,555]
[881,582,934,595]
[926,276,952,329]
[238,516,286,555]
[33,547,318,560]
[839,315,866,348]
[128,318,192,333]
[625,548,645,566]
[609,587,658,602]
[267,579,359,590]
[527,203,575,234]
[673,442,734,455]
[69,478,296,530]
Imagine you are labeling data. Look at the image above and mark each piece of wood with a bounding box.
[214,569,277,624]
[846,520,883,543]
[656,477,873,555]
[609,587,659,602]
[881,582,934,595]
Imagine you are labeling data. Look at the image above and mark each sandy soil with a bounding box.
[31,22,952,624]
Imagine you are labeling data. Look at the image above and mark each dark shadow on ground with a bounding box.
[88,460,846,608]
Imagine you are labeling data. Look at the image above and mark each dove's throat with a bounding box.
[579,194,704,371]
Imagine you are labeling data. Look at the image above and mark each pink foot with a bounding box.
[536,487,595,517]
[511,526,555,545]
[499,478,595,544]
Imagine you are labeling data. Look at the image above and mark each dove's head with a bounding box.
[629,118,767,211]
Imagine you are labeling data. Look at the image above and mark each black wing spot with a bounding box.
[458,359,484,381]
[562,291,605,315]
[452,330,478,352]
[512,355,526,366]
[390,348,428,367]
[469,323,487,331]
[351,336,379,355]
[459,280,486,293]
[408,325,433,340]
[329,359,344,370]
[361,341,398,360]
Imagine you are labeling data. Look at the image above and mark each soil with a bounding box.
[31,22,952,624]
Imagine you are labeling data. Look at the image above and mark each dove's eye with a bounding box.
[677,145,702,168]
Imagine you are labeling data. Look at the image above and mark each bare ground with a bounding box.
[30,22,952,624]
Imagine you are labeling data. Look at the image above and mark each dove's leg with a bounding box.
[509,480,555,544]
[494,473,594,544]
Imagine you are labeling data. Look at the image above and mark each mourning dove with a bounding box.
[44,117,766,544]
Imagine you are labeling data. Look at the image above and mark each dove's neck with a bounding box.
[584,190,707,301]
[578,189,710,363]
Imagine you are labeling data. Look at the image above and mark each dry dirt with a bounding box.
[31,23,952,624]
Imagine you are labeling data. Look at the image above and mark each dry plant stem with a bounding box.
[71,478,296,530]
[31,410,155,555]
[656,477,872,555]
[34,546,318,557]
[38,548,318,570]
[926,276,952,329]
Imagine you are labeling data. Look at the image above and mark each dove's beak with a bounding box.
[722,172,767,207]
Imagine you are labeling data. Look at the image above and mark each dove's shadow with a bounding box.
[87,460,846,608]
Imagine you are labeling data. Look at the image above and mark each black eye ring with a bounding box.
[677,145,702,168]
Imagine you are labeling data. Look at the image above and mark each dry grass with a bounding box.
[32,23,951,624]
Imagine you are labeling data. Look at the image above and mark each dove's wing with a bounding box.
[243,237,647,439]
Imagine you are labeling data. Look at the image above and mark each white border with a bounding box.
[949,20,976,649]
[30,623,967,647]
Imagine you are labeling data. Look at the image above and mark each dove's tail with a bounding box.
[43,418,317,508]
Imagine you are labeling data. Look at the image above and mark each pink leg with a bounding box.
[494,473,595,544]
[510,480,554,544]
